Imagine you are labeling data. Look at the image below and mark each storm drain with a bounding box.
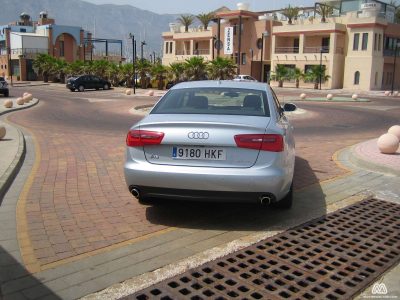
[125,198,400,300]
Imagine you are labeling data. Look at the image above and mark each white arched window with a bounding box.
[354,71,360,85]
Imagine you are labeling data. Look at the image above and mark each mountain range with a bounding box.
[0,0,179,58]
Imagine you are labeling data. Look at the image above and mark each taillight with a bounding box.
[126,130,164,147]
[234,134,284,152]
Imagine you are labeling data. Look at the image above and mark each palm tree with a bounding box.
[184,56,207,81]
[177,14,195,32]
[207,57,237,80]
[304,65,330,89]
[289,67,304,88]
[151,63,167,90]
[271,65,288,87]
[196,12,215,30]
[136,59,152,88]
[282,5,300,25]
[91,59,110,79]
[33,54,56,82]
[316,3,334,22]
[168,62,186,83]
[52,58,68,83]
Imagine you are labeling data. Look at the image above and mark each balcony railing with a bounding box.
[384,49,398,57]
[303,46,330,53]
[275,47,300,53]
[11,48,49,58]
[275,46,344,55]
[175,49,210,55]
[0,49,8,55]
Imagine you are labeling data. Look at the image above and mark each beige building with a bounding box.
[162,0,400,91]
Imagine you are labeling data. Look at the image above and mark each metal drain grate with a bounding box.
[126,199,400,300]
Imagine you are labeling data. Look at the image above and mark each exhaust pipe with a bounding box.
[130,187,140,199]
[260,195,271,205]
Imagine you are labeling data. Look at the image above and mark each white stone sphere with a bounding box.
[377,133,399,154]
[0,124,6,140]
[388,125,400,140]
[384,91,391,96]
[125,89,132,95]
[393,91,399,96]
[16,97,25,105]
[352,94,358,100]
[300,93,306,100]
[327,94,333,100]
[147,90,154,96]
[28,94,33,101]
[4,100,13,108]
[23,92,29,97]
[23,95,30,103]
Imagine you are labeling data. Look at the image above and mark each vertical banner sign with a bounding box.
[224,27,233,55]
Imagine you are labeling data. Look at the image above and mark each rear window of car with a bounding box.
[0,77,5,81]
[151,87,270,117]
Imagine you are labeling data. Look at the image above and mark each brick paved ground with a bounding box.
[7,87,400,271]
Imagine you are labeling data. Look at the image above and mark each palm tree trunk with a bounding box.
[279,80,283,88]
[296,79,299,88]
[314,81,319,89]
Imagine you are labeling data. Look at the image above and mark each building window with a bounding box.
[374,33,377,51]
[353,33,360,50]
[169,42,173,54]
[59,41,65,57]
[164,42,168,54]
[362,33,368,50]
[375,72,378,86]
[378,34,381,51]
[241,53,246,65]
[354,71,360,85]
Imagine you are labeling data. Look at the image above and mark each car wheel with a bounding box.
[78,85,85,92]
[272,183,293,209]
[70,89,75,92]
[103,83,109,90]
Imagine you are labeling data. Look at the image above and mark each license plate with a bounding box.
[172,146,226,160]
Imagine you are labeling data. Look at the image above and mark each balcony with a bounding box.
[274,46,344,55]
[175,48,210,56]
[10,48,48,59]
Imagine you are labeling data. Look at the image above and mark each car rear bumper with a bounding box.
[124,161,292,203]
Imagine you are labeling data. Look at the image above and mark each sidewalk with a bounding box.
[0,97,39,200]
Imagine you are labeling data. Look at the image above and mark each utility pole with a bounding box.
[129,33,135,94]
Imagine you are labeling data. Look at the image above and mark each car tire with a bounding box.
[272,183,293,209]
[70,89,75,92]
[78,85,85,92]
[103,83,109,90]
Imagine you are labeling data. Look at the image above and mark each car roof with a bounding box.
[170,80,268,91]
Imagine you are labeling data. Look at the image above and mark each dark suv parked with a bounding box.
[66,75,111,92]
[0,77,9,97]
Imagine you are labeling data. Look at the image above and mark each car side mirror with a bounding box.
[283,103,297,112]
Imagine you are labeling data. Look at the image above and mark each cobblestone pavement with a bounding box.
[4,85,400,273]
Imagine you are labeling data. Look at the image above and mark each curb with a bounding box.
[0,125,26,201]
[10,83,50,87]
[0,98,39,117]
[0,99,38,201]
[348,145,400,177]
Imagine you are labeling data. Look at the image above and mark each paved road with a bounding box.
[3,84,400,274]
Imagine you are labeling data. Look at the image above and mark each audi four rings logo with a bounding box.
[188,132,210,139]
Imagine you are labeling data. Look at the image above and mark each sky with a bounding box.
[83,0,316,14]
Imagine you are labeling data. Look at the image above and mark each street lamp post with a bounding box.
[319,48,323,90]
[391,42,400,94]
[249,48,253,77]
[153,51,156,63]
[260,31,269,82]
[129,33,136,94]
[140,41,146,61]
[237,15,243,74]
[8,47,13,86]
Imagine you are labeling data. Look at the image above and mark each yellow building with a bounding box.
[162,0,400,91]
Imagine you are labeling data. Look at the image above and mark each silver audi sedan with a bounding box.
[124,81,296,208]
